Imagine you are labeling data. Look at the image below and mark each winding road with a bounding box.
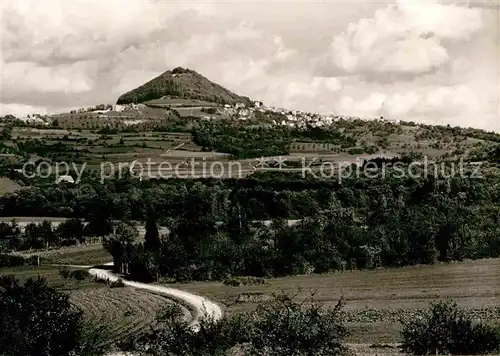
[88,263,223,331]
[85,262,224,355]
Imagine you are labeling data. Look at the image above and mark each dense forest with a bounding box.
[192,121,358,158]
[2,169,499,282]
[108,173,500,282]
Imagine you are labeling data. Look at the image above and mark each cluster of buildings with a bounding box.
[14,115,49,126]
[216,101,401,128]
[3,100,402,130]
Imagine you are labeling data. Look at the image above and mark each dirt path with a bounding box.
[83,263,223,355]
[88,263,223,332]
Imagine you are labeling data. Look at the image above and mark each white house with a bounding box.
[56,175,75,184]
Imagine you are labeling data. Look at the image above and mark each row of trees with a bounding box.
[0,218,113,252]
[2,170,500,258]
[2,166,496,221]
[103,175,500,282]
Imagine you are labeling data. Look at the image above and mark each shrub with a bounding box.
[0,276,84,356]
[59,267,72,280]
[109,278,125,288]
[223,276,267,287]
[236,292,271,303]
[400,299,500,355]
[246,293,349,355]
[0,254,25,267]
[70,269,88,283]
[130,293,349,356]
[0,254,26,267]
[223,277,241,286]
[243,276,266,285]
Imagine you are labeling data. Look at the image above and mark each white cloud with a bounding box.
[335,82,499,130]
[338,93,388,117]
[330,0,483,75]
[0,103,80,117]
[2,61,95,95]
[0,103,50,117]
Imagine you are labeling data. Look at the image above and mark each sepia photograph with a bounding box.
[0,0,499,355]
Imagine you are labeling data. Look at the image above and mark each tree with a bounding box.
[0,126,12,140]
[57,218,85,244]
[84,215,113,237]
[0,276,83,356]
[144,208,160,252]
[103,222,137,274]
[23,222,41,249]
[39,220,57,249]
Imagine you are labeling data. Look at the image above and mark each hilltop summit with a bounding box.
[116,67,252,106]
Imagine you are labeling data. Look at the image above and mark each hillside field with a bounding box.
[167,258,500,345]
[2,245,499,355]
[0,177,21,195]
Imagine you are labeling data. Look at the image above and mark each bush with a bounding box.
[0,276,85,356]
[223,276,267,287]
[26,255,41,266]
[109,278,125,288]
[0,254,26,267]
[59,267,71,280]
[70,269,88,283]
[223,277,241,286]
[400,299,500,355]
[130,293,349,356]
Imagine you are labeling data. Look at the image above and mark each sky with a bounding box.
[1,0,499,130]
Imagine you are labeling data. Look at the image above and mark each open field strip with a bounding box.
[0,216,69,223]
[0,264,101,290]
[0,177,21,195]
[2,247,499,354]
[348,343,500,356]
[167,258,500,344]
[7,242,111,265]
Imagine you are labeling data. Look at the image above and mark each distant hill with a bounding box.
[117,67,252,106]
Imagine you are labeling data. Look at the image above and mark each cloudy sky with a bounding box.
[1,0,499,130]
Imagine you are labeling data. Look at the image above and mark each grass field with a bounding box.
[167,258,500,344]
[6,241,112,266]
[0,254,172,349]
[0,177,21,195]
[0,266,176,348]
[0,265,101,290]
[2,245,499,354]
[42,244,112,265]
[70,287,185,348]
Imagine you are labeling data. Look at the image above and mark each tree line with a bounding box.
[192,121,358,158]
[90,171,500,282]
[0,218,112,252]
[1,171,499,262]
